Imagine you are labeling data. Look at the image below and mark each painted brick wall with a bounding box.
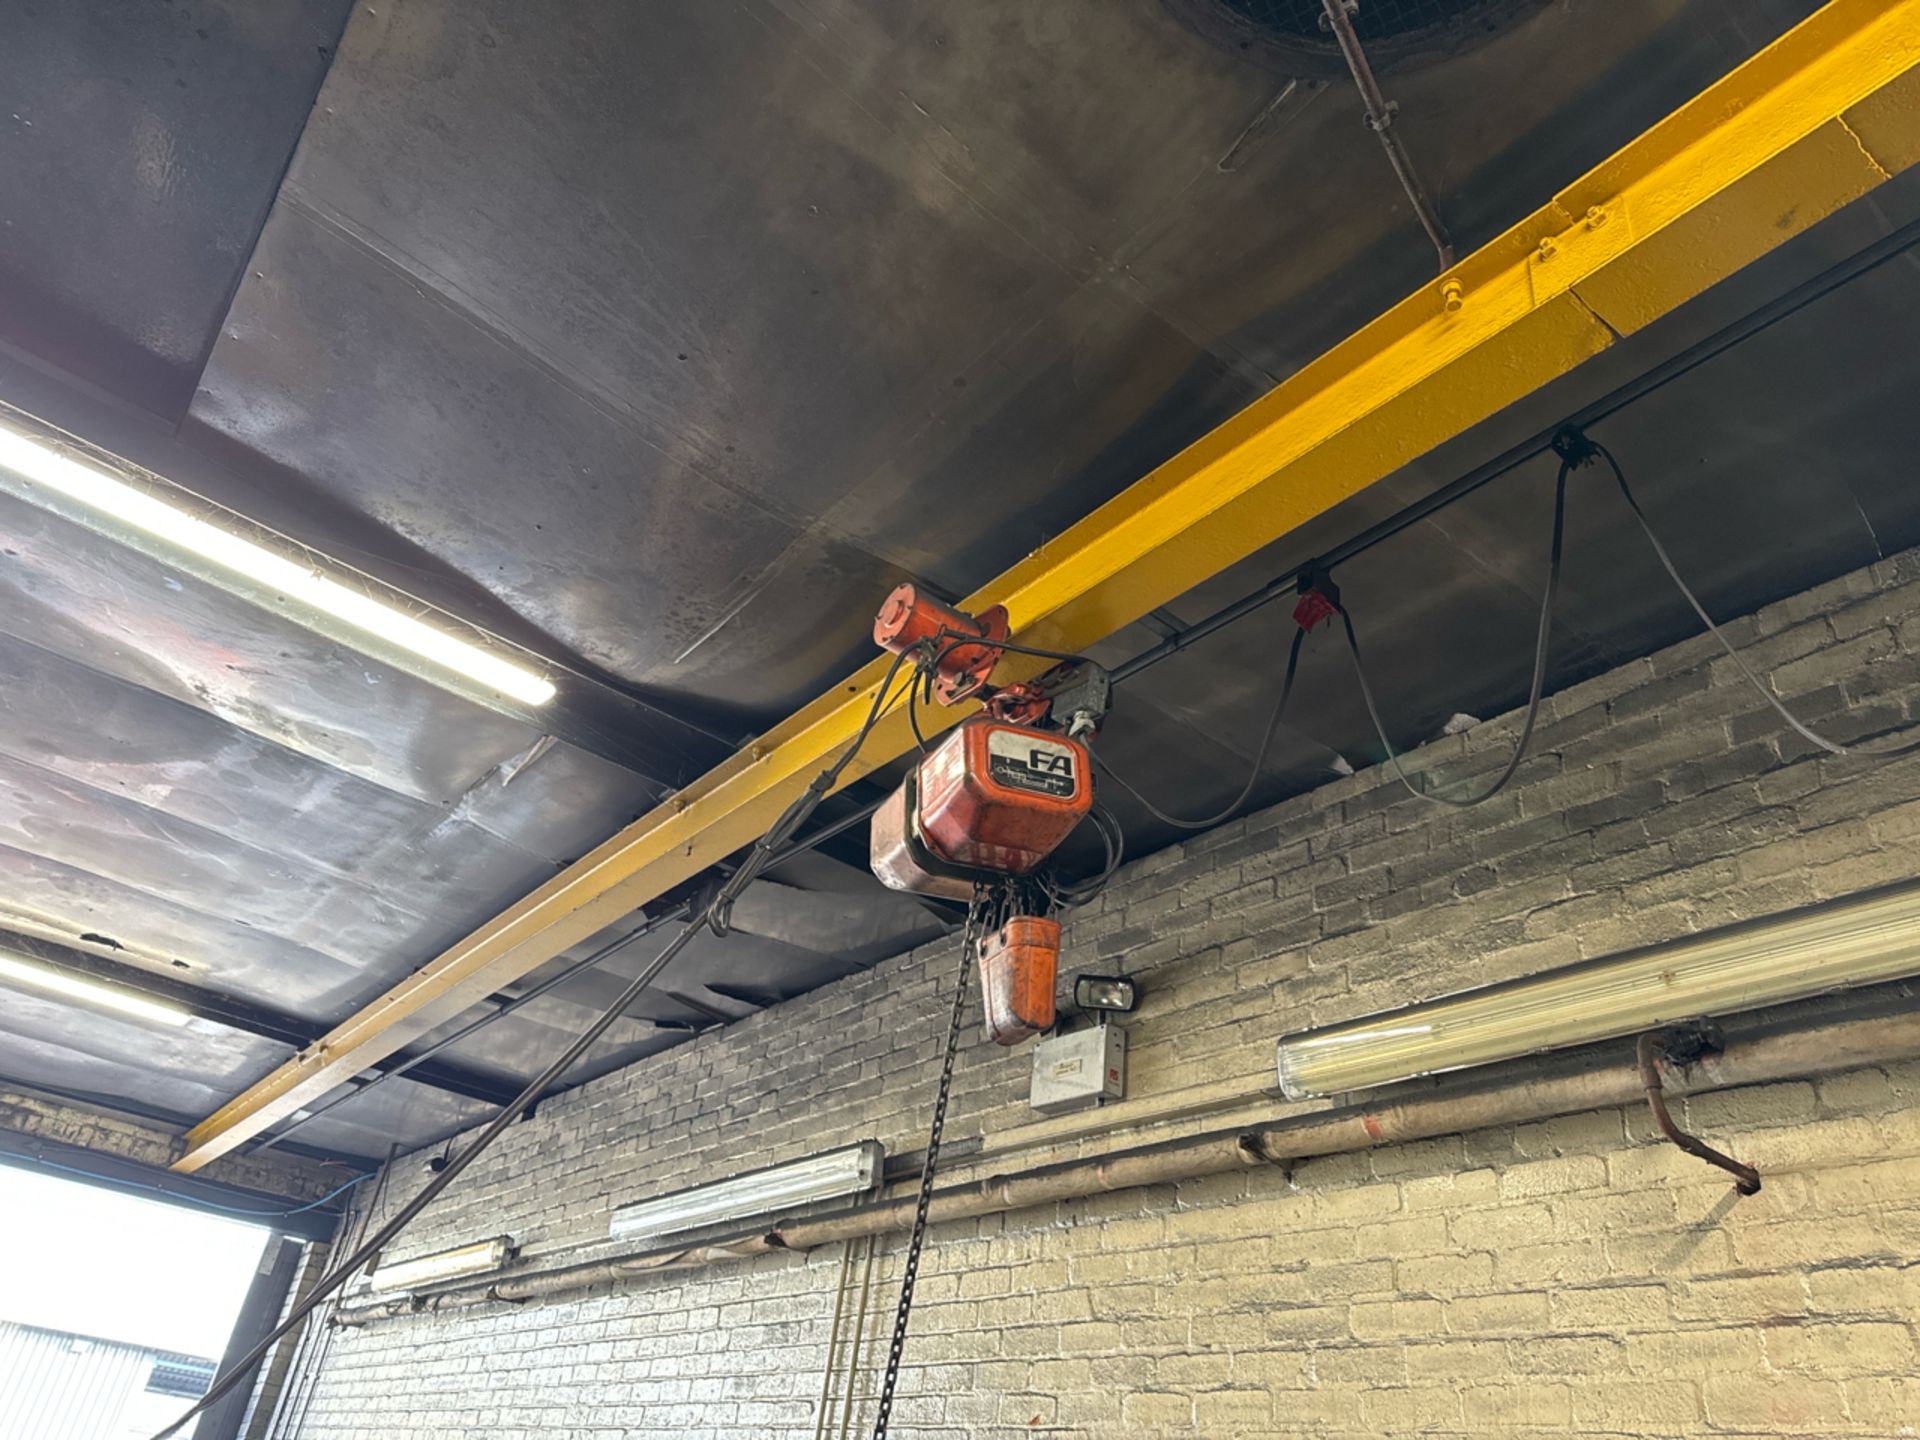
[0,1085,343,1202]
[276,548,1920,1439]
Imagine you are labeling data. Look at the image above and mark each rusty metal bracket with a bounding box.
[1636,1030,1761,1195]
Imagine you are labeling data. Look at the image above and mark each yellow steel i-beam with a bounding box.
[174,0,1920,1172]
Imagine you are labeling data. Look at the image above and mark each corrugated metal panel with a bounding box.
[0,1321,145,1440]
[0,1322,216,1440]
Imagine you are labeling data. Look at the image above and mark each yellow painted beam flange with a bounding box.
[174,0,1920,1172]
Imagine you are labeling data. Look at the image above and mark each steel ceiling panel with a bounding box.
[187,201,875,719]
[180,0,1302,719]
[0,628,558,905]
[0,752,471,975]
[0,843,371,1022]
[0,997,286,1117]
[0,488,547,808]
[0,0,351,417]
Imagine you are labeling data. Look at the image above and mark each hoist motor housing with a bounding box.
[871,715,1093,900]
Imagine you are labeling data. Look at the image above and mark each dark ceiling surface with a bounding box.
[9,0,1919,1166]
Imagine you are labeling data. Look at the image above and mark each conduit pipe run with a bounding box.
[333,1007,1920,1326]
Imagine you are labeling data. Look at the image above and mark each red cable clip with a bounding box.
[1292,589,1337,632]
[1292,565,1340,632]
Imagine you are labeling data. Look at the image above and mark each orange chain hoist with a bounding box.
[867,583,1110,1044]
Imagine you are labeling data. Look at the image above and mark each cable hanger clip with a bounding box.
[1550,424,1601,469]
[1292,562,1341,632]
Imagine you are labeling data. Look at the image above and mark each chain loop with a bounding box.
[870,889,984,1437]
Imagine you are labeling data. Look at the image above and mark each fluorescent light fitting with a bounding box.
[1275,882,1920,1100]
[0,953,189,1028]
[609,1141,884,1245]
[0,425,556,706]
[366,1236,514,1293]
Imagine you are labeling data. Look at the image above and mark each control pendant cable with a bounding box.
[1338,432,1579,808]
[152,649,918,1440]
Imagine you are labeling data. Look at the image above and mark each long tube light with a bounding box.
[609,1142,884,1245]
[1275,882,1920,1099]
[0,953,189,1028]
[366,1236,514,1293]
[0,424,556,706]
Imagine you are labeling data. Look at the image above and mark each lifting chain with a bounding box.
[869,888,987,1439]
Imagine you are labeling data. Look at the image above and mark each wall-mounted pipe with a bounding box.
[1638,1031,1762,1194]
[331,1008,1920,1326]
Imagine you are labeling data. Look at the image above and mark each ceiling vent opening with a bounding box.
[1175,0,1546,76]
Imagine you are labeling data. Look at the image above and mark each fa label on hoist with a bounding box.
[985,729,1079,797]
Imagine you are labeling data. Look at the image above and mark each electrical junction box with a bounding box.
[1029,1024,1126,1116]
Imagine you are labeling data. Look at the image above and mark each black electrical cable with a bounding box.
[1092,624,1306,829]
[248,904,692,1157]
[1594,435,1920,760]
[708,650,914,937]
[151,646,918,1440]
[907,664,936,755]
[1048,803,1124,908]
[1109,213,1920,691]
[1336,443,1573,808]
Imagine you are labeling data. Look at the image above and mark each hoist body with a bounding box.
[868,586,1104,1050]
[870,715,1092,901]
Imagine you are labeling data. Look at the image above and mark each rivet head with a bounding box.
[1440,279,1465,312]
[1585,205,1609,228]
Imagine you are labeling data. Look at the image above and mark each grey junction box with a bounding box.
[1028,1023,1127,1115]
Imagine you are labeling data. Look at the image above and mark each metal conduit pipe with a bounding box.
[331,1008,1920,1326]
